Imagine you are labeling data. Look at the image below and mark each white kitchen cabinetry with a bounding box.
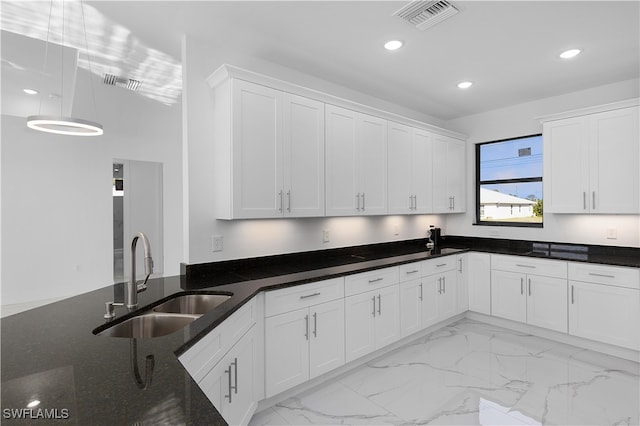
[491,255,568,333]
[212,78,325,219]
[432,134,466,213]
[568,263,640,350]
[542,103,639,214]
[399,258,458,338]
[344,267,400,362]
[198,326,258,426]
[387,122,433,214]
[325,104,388,216]
[455,254,469,314]
[179,298,259,426]
[464,252,492,315]
[264,278,345,397]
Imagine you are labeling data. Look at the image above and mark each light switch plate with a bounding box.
[606,228,617,239]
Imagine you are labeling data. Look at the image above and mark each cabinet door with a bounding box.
[309,299,345,379]
[456,254,468,314]
[491,270,527,323]
[446,138,466,213]
[400,278,423,337]
[264,309,309,397]
[357,113,388,215]
[345,291,377,362]
[438,270,458,320]
[232,80,283,218]
[220,327,258,426]
[283,94,325,217]
[569,281,640,350]
[374,285,400,349]
[589,106,639,214]
[432,135,466,213]
[468,252,492,315]
[387,122,413,214]
[325,105,358,216]
[526,275,568,333]
[412,129,433,214]
[543,117,590,213]
[421,274,441,328]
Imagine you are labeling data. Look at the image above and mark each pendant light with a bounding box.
[26,0,103,136]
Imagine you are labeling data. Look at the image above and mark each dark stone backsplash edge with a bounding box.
[182,236,640,285]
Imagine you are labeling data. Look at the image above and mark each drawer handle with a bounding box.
[300,292,321,299]
[516,264,536,268]
[406,269,419,274]
[588,272,615,279]
[436,263,447,267]
[304,314,309,340]
[368,277,384,283]
[377,294,381,315]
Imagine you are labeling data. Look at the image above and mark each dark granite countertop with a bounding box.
[2,237,638,425]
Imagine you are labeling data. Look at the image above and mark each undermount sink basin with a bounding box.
[96,312,200,338]
[95,292,231,339]
[151,293,231,314]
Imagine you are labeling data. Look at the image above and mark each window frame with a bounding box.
[475,133,543,228]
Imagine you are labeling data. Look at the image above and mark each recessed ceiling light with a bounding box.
[23,88,39,95]
[457,81,473,89]
[559,49,581,59]
[384,40,403,51]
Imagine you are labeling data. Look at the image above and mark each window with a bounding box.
[476,134,543,227]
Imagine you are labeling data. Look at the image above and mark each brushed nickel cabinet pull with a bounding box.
[278,190,283,213]
[419,283,423,301]
[300,292,321,299]
[571,285,575,304]
[583,192,586,210]
[438,277,442,294]
[313,312,317,338]
[436,263,447,267]
[442,276,446,293]
[592,191,596,210]
[458,258,463,273]
[406,269,419,275]
[362,192,366,211]
[287,190,291,212]
[372,296,376,317]
[356,193,361,211]
[232,358,238,395]
[516,264,536,268]
[369,277,384,283]
[528,279,531,296]
[304,314,309,340]
[520,278,524,295]
[377,294,381,315]
[588,272,615,278]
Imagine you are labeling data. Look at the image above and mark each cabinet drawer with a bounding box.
[568,262,640,289]
[492,254,567,279]
[179,297,257,383]
[399,262,422,282]
[345,267,399,296]
[422,256,457,276]
[265,277,344,317]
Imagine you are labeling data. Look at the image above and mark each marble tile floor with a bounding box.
[249,319,639,425]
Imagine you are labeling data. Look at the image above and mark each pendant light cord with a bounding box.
[79,0,100,123]
[38,0,55,116]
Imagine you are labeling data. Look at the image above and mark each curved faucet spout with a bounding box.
[127,232,154,309]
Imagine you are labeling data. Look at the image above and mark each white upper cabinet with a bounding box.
[432,134,466,213]
[215,79,325,219]
[325,104,388,216]
[542,102,639,214]
[387,122,433,214]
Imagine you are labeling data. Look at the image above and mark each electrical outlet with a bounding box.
[606,227,617,239]
[212,235,224,252]
[322,229,330,243]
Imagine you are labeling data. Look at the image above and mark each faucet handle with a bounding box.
[137,282,148,293]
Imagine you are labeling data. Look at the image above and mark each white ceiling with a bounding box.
[3,1,639,121]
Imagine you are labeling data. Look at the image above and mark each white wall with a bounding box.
[182,36,446,265]
[445,78,640,248]
[1,68,183,307]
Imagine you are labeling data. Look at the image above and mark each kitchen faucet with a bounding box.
[126,232,154,309]
[104,232,154,319]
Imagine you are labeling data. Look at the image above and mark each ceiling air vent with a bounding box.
[393,0,459,31]
[103,74,142,91]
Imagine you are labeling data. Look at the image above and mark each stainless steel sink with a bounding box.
[151,293,231,314]
[96,312,200,338]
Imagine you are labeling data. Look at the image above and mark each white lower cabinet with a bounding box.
[264,295,345,398]
[568,263,640,351]
[199,326,258,426]
[465,252,492,315]
[491,255,568,333]
[345,284,400,362]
